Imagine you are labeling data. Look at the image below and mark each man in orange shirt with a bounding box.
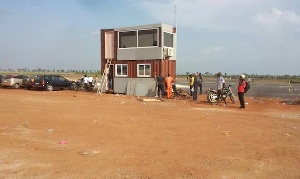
[165,74,174,99]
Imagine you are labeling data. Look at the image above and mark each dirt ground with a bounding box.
[0,88,299,178]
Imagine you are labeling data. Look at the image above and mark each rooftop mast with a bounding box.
[174,0,177,28]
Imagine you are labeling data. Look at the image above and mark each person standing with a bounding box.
[216,72,227,106]
[172,82,178,97]
[93,75,98,86]
[165,74,174,99]
[88,75,93,91]
[193,73,199,101]
[198,72,203,94]
[107,72,113,90]
[238,74,246,109]
[154,72,158,97]
[188,75,194,96]
[156,73,165,98]
[83,74,89,91]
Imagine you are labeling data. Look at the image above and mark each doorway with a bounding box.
[108,65,114,90]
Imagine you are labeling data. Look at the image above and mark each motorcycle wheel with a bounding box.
[230,94,236,104]
[70,83,77,90]
[78,84,84,91]
[207,93,217,103]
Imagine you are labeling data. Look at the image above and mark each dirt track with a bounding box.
[0,88,299,178]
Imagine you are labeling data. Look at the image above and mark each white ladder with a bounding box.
[97,58,112,94]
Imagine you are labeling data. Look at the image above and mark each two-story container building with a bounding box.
[100,23,176,96]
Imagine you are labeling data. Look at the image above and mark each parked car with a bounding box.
[22,75,38,90]
[32,75,74,91]
[1,75,28,88]
[0,75,3,86]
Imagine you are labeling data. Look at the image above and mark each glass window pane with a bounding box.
[117,65,121,75]
[137,64,151,77]
[59,77,65,81]
[122,65,127,75]
[119,31,137,48]
[164,32,173,48]
[138,29,158,47]
[145,65,150,76]
[116,64,128,76]
[139,65,144,76]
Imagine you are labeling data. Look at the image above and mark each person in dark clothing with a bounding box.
[195,72,203,95]
[172,82,178,97]
[107,73,113,90]
[172,77,179,96]
[193,73,199,101]
[198,72,203,94]
[156,74,165,98]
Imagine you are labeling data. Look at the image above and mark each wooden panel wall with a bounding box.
[114,59,176,79]
[115,60,160,78]
[162,60,176,79]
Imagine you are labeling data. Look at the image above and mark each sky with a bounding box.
[0,0,299,75]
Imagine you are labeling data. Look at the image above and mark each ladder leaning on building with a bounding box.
[97,58,112,94]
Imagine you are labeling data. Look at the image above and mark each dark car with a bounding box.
[32,75,73,91]
[1,75,28,88]
[22,75,38,90]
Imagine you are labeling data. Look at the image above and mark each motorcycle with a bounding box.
[206,84,236,103]
[70,79,85,91]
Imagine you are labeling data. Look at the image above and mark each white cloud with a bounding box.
[254,8,300,25]
[133,0,262,33]
[201,46,225,55]
[252,8,300,51]
[133,0,300,74]
[253,8,300,36]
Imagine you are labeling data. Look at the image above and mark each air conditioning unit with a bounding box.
[163,48,174,57]
[163,48,169,56]
[168,48,174,57]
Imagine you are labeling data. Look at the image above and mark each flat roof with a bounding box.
[113,23,174,31]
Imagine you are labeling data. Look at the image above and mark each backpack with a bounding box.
[244,81,250,93]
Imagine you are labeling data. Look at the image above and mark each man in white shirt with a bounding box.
[83,74,89,91]
[88,76,93,91]
[216,72,227,106]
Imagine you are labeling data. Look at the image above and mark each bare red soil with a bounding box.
[0,89,299,178]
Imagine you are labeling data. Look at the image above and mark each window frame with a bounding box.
[58,76,66,82]
[137,64,151,77]
[137,28,159,48]
[163,31,174,48]
[118,30,137,49]
[118,28,159,49]
[115,64,128,77]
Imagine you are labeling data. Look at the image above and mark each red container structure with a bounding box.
[100,23,177,96]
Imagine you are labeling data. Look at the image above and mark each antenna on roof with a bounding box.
[174,0,177,28]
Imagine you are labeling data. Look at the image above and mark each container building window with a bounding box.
[119,29,159,48]
[138,29,158,47]
[116,64,128,76]
[164,32,173,48]
[137,64,151,77]
[119,31,137,48]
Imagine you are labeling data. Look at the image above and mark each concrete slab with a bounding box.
[138,98,162,102]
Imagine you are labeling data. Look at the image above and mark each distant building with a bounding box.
[100,23,177,96]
